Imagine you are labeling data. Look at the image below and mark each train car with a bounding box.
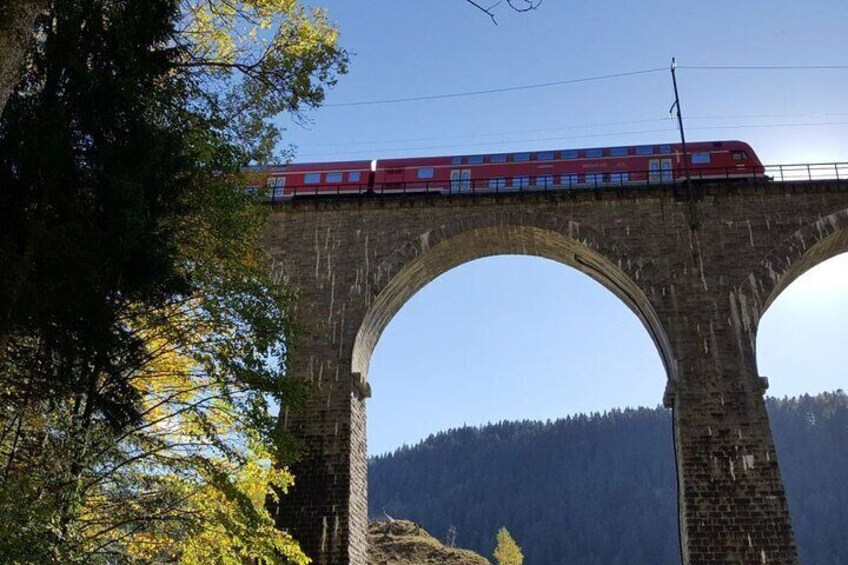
[247,140,764,200]
[246,160,374,200]
[371,140,764,195]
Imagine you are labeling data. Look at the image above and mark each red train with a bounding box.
[247,140,764,200]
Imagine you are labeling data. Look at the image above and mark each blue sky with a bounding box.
[287,1,848,455]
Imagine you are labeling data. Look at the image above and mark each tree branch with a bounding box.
[463,0,542,24]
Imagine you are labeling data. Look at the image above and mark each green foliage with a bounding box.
[178,0,348,162]
[493,527,523,565]
[370,393,848,564]
[0,0,346,562]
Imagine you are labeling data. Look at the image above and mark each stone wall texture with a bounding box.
[263,180,848,565]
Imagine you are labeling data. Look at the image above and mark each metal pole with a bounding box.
[670,57,698,229]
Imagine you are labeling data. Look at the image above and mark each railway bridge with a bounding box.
[262,175,848,565]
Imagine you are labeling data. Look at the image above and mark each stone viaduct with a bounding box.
[262,179,848,565]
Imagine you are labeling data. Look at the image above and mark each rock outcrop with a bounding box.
[369,520,490,565]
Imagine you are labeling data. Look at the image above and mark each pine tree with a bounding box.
[493,527,524,565]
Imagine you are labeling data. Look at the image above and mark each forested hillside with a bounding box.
[369,392,848,564]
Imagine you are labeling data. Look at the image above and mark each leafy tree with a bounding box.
[0,0,47,114]
[493,527,524,565]
[0,0,345,562]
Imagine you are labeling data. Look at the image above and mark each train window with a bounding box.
[417,167,435,179]
[659,145,673,154]
[467,155,485,165]
[452,156,463,165]
[585,148,604,158]
[513,152,531,162]
[691,153,711,165]
[304,173,321,184]
[512,175,531,188]
[348,172,361,182]
[326,172,343,183]
[535,175,555,187]
[561,150,579,159]
[561,174,579,187]
[586,172,605,185]
[490,154,507,163]
[610,172,629,184]
[537,151,555,161]
[732,151,748,161]
[635,146,654,156]
[610,147,628,157]
[488,177,507,190]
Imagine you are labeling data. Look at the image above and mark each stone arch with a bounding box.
[350,212,676,385]
[739,207,848,317]
[725,207,848,367]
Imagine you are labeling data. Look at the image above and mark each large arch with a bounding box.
[745,207,848,319]
[723,207,848,363]
[351,216,677,387]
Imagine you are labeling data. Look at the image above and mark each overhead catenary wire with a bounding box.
[296,120,848,159]
[323,68,667,107]
[296,112,848,149]
[293,62,848,159]
[320,64,848,109]
[681,65,848,71]
[297,127,680,158]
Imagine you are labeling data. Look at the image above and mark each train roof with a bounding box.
[252,140,755,170]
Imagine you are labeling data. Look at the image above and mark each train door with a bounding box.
[384,167,404,192]
[450,169,471,193]
[649,159,673,183]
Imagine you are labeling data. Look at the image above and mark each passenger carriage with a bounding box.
[248,140,764,200]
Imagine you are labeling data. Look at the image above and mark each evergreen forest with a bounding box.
[369,392,848,564]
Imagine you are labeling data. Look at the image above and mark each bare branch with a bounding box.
[463,0,541,24]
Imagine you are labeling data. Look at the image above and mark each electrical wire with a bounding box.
[681,65,848,71]
[298,128,677,157]
[323,68,666,107]
[320,65,848,109]
[297,118,673,147]
[297,128,679,158]
[296,113,848,149]
[692,121,848,131]
[296,120,848,159]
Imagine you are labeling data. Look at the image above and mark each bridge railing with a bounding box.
[763,162,848,182]
[254,162,848,203]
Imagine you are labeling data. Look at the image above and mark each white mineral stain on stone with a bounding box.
[730,459,736,480]
[314,229,321,280]
[328,272,335,324]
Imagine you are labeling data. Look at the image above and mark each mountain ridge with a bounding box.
[369,392,848,564]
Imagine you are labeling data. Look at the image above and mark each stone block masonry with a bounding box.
[264,181,848,565]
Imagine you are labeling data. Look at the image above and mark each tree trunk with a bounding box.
[0,0,46,116]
